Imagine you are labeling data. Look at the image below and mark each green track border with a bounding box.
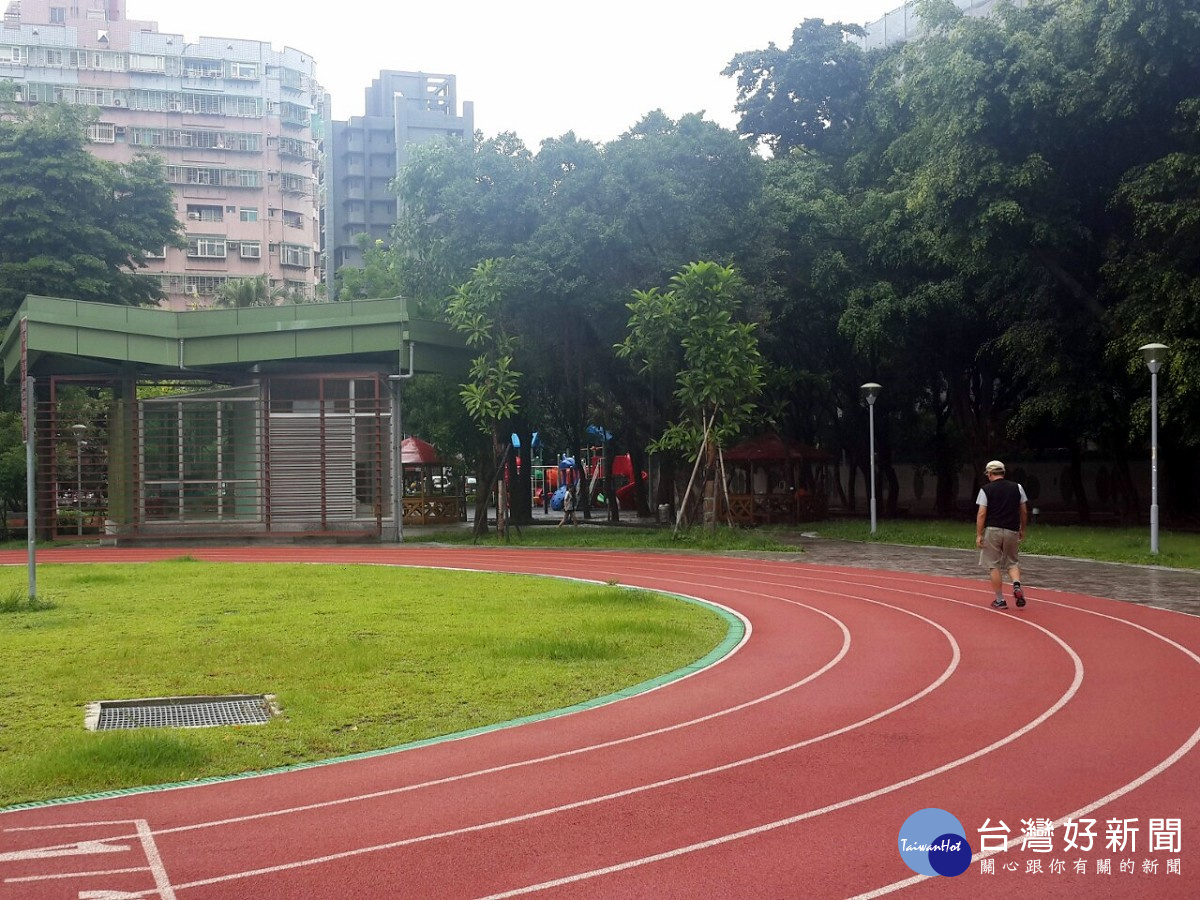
[1,577,745,813]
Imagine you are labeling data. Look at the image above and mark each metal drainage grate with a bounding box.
[85,694,278,731]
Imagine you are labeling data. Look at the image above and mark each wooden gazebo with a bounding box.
[401,437,463,525]
[723,434,831,525]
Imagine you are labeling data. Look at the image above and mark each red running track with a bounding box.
[1,546,1198,899]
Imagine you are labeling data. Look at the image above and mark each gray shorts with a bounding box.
[979,526,1019,570]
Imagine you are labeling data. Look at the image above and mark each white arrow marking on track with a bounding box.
[0,840,130,862]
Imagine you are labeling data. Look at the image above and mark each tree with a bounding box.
[618,261,764,529]
[447,258,522,537]
[213,274,279,309]
[724,18,870,158]
[0,104,182,320]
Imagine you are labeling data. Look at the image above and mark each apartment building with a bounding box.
[0,0,324,308]
[325,71,473,298]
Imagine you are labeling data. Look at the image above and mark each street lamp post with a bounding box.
[861,383,882,535]
[70,424,86,537]
[1138,343,1168,554]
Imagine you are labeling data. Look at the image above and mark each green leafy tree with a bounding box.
[724,18,870,158]
[0,104,182,320]
[213,274,279,309]
[447,258,522,536]
[618,261,764,528]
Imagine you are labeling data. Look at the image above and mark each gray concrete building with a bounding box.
[324,71,474,298]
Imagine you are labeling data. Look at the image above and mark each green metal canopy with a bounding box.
[2,295,468,381]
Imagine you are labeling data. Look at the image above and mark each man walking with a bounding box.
[975,460,1029,610]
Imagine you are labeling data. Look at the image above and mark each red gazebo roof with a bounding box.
[401,437,441,465]
[723,433,832,462]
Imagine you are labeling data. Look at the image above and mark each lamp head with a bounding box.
[71,424,86,440]
[860,382,882,405]
[1138,343,1168,374]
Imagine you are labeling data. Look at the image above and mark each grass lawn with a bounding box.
[795,518,1200,570]
[0,560,728,809]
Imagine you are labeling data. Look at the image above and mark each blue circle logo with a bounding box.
[898,808,972,877]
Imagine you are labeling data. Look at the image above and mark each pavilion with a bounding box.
[1,295,469,542]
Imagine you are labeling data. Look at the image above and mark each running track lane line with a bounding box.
[42,586,987,898]
[3,562,965,897]
[3,577,940,849]
[473,580,1195,899]
[848,593,1200,899]
[8,551,1189,897]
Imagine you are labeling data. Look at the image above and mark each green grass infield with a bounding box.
[0,560,732,809]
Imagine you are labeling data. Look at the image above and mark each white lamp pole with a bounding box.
[71,424,86,537]
[861,383,882,535]
[1138,343,1168,554]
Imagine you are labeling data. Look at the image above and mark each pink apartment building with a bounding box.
[0,0,323,308]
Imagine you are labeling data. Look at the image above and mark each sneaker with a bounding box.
[1013,584,1026,608]
[991,598,1008,610]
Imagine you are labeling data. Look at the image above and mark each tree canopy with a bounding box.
[0,104,182,320]
[339,0,1200,520]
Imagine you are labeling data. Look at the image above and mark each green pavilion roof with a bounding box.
[2,295,468,381]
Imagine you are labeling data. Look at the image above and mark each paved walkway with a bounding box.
[484,507,1200,616]
[774,537,1200,617]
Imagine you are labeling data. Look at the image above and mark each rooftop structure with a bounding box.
[325,71,474,297]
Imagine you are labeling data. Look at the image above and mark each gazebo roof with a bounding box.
[401,437,441,465]
[724,433,832,462]
[1,294,469,382]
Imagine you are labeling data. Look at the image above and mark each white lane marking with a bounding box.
[474,595,1085,899]
[848,595,1200,898]
[5,866,147,883]
[0,840,130,862]
[0,820,175,899]
[136,817,177,900]
[115,594,962,897]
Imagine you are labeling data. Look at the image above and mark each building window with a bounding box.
[165,166,262,189]
[90,51,124,71]
[229,62,258,79]
[233,96,262,117]
[280,244,311,268]
[187,236,227,259]
[186,204,223,223]
[282,210,304,229]
[278,137,312,160]
[128,54,165,73]
[280,173,309,195]
[50,8,66,24]
[144,246,167,259]
[182,59,223,79]
[183,93,222,115]
[87,122,116,143]
[186,276,226,296]
[239,207,258,223]
[239,241,262,259]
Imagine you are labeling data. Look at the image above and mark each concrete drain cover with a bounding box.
[85,694,279,731]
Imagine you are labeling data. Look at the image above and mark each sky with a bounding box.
[133,1,901,148]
